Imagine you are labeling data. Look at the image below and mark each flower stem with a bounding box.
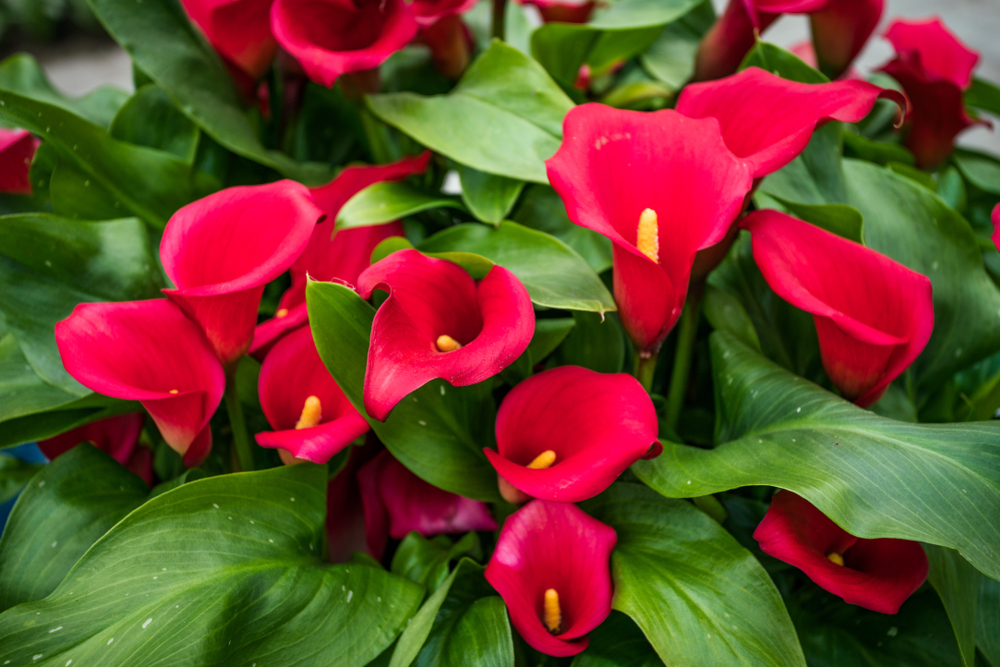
[664,286,704,431]
[492,0,507,40]
[634,351,659,394]
[224,376,255,473]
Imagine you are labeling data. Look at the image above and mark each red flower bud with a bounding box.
[0,129,38,195]
[37,413,153,485]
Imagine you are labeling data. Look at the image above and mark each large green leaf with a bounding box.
[0,214,163,392]
[571,611,664,667]
[418,221,615,313]
[109,83,200,162]
[457,164,524,226]
[531,23,664,89]
[980,575,1000,666]
[306,281,500,501]
[633,332,1000,581]
[925,546,979,667]
[511,184,611,273]
[0,445,149,612]
[87,0,331,183]
[367,42,574,183]
[0,464,424,665]
[0,89,216,228]
[0,453,42,506]
[740,40,828,84]
[584,483,806,667]
[337,181,466,228]
[391,532,481,592]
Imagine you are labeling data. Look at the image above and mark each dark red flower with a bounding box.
[879,17,985,168]
[546,104,752,354]
[754,491,928,614]
[741,209,933,407]
[255,326,370,464]
[485,500,616,657]
[809,0,882,79]
[0,128,38,195]
[991,204,1000,251]
[55,300,226,467]
[160,181,324,368]
[270,0,419,88]
[180,0,277,79]
[325,441,380,562]
[410,0,475,26]
[358,449,497,560]
[357,249,534,421]
[677,67,903,179]
[37,413,154,485]
[517,0,596,23]
[250,153,428,359]
[484,366,658,504]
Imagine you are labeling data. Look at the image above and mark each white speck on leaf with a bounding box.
[290,497,295,502]
[213,504,219,508]
[33,655,42,661]
[108,638,114,645]
[796,407,801,413]
[143,618,152,629]
[49,626,62,633]
[418,421,427,426]
[347,591,353,602]
[38,481,45,487]
[887,626,898,637]
[51,541,58,548]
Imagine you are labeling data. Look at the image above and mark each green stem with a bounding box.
[664,286,704,430]
[492,0,507,40]
[634,351,659,394]
[224,376,255,473]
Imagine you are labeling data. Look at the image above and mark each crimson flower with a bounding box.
[991,204,1000,251]
[484,366,658,504]
[270,0,419,88]
[485,500,616,657]
[517,0,596,23]
[55,300,226,467]
[0,128,38,195]
[754,491,928,614]
[357,249,534,421]
[255,326,369,464]
[809,0,883,79]
[677,67,903,179]
[160,181,324,368]
[741,210,933,407]
[879,17,985,169]
[250,153,428,359]
[37,413,154,485]
[180,0,277,79]
[325,441,380,562]
[410,0,475,26]
[358,449,497,559]
[546,104,752,354]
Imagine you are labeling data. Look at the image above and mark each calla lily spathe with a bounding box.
[37,413,154,485]
[180,0,277,79]
[0,128,38,195]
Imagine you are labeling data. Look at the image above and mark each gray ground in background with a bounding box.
[22,0,1000,152]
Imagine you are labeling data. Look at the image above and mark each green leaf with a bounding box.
[529,317,576,361]
[641,21,701,90]
[0,53,127,129]
[589,0,704,28]
[0,445,149,612]
[0,89,217,228]
[367,41,574,184]
[740,40,829,84]
[584,484,806,667]
[965,77,1000,117]
[756,193,864,243]
[0,214,163,392]
[419,221,616,313]
[457,164,524,226]
[338,181,466,229]
[554,311,626,374]
[571,611,664,667]
[87,0,332,183]
[632,331,1000,582]
[979,575,1000,666]
[391,559,513,667]
[954,148,1000,196]
[842,131,914,166]
[512,184,612,273]
[702,284,760,351]
[531,23,664,89]
[307,281,500,501]
[0,453,42,506]
[391,532,481,591]
[925,545,979,667]
[109,83,199,162]
[0,464,424,665]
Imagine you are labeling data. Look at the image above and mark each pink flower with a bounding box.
[754,491,928,614]
[410,0,476,26]
[546,104,752,354]
[809,0,883,79]
[741,210,934,407]
[37,413,154,485]
[879,17,985,168]
[271,0,419,88]
[484,366,659,504]
[0,129,39,195]
[160,181,324,368]
[326,441,380,563]
[485,501,616,657]
[991,204,1000,252]
[357,249,534,421]
[358,449,497,559]
[55,300,226,466]
[516,0,596,23]
[180,0,277,79]
[255,326,370,464]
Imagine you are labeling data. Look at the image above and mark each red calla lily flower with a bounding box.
[741,210,934,407]
[270,0,419,88]
[677,67,904,179]
[358,449,497,560]
[546,104,752,354]
[485,500,616,657]
[180,0,277,79]
[411,0,475,26]
[55,300,226,466]
[809,0,882,79]
[754,491,928,614]
[484,366,659,504]
[879,17,984,168]
[160,181,324,368]
[357,249,534,421]
[0,128,38,195]
[516,0,596,23]
[991,204,1000,251]
[250,153,428,359]
[326,441,380,562]
[255,326,370,464]
[38,413,154,485]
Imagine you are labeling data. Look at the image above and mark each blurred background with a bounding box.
[1,0,998,150]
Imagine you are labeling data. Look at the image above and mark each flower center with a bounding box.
[295,395,322,430]
[168,389,179,394]
[276,308,289,318]
[436,335,462,352]
[526,450,556,469]
[543,588,561,634]
[826,552,845,566]
[636,208,659,263]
